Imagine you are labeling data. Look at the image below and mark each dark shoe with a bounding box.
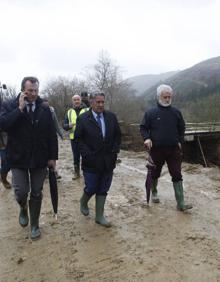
[95,195,111,227]
[72,165,80,180]
[54,170,62,179]
[173,181,193,212]
[152,193,160,203]
[19,205,29,227]
[29,199,42,240]
[80,192,91,216]
[72,172,80,180]
[1,172,11,189]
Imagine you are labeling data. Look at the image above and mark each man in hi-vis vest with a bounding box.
[63,94,89,179]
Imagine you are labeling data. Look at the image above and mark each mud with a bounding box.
[1,140,220,281]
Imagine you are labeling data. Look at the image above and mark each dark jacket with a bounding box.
[140,104,185,147]
[0,131,7,149]
[75,109,121,173]
[0,94,58,169]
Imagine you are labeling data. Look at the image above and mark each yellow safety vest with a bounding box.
[67,108,88,139]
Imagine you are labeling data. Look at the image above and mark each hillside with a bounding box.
[141,56,220,121]
[126,71,178,95]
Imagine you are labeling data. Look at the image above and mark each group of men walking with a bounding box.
[0,76,192,241]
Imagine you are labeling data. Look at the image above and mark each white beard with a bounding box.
[158,98,172,107]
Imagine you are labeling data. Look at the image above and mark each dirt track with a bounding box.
[1,140,220,282]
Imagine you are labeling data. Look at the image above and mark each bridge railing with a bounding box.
[185,122,220,133]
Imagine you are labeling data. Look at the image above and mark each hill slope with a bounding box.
[127,71,178,95]
[141,56,220,121]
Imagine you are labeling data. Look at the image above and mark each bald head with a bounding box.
[72,95,81,108]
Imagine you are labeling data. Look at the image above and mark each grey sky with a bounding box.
[0,0,219,89]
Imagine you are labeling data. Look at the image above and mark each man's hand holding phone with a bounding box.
[19,92,28,112]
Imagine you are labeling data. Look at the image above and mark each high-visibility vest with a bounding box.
[67,108,89,139]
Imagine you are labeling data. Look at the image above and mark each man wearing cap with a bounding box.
[0,76,58,240]
[81,91,90,108]
[140,84,192,211]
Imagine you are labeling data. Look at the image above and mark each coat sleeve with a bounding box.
[0,100,23,131]
[140,111,151,141]
[47,109,58,160]
[52,110,63,139]
[177,111,185,144]
[75,115,93,157]
[112,114,121,153]
[62,111,71,131]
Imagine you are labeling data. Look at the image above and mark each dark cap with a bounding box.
[81,91,88,97]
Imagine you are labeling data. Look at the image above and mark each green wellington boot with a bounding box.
[173,181,193,211]
[19,204,29,227]
[152,179,160,203]
[80,192,92,216]
[29,199,42,240]
[95,195,111,227]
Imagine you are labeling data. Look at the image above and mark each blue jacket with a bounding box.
[140,104,185,147]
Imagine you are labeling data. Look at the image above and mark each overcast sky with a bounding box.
[0,0,219,90]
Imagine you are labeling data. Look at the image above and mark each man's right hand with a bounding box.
[18,92,27,112]
[144,139,152,151]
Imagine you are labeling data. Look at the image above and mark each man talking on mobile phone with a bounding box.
[0,76,58,240]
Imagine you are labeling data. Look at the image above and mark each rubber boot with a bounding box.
[80,192,91,216]
[95,195,111,227]
[29,199,42,240]
[173,181,193,211]
[72,165,80,180]
[19,203,29,227]
[1,172,11,189]
[151,179,160,203]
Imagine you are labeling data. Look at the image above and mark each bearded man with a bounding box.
[140,84,192,211]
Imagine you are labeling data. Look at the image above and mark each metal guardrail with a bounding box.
[185,122,220,133]
[185,122,220,167]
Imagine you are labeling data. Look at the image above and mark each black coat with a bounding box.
[75,109,121,173]
[140,104,185,147]
[0,95,58,169]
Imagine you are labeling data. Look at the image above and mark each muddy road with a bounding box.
[1,140,220,281]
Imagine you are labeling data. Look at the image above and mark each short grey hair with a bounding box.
[157,84,173,97]
[89,92,105,100]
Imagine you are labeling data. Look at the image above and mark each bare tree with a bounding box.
[86,50,137,113]
[86,51,120,109]
[85,50,142,122]
[42,76,87,121]
[0,85,17,104]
